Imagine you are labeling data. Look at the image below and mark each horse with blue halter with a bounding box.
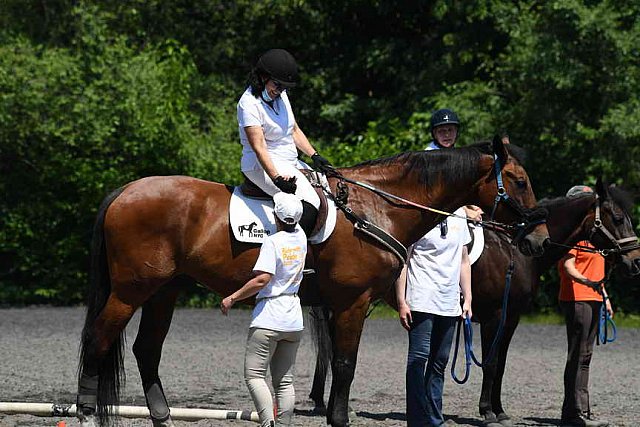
[75,136,549,427]
[308,178,639,426]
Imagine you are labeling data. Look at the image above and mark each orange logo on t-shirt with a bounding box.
[281,246,302,266]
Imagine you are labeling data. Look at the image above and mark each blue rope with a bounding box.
[597,294,616,345]
[450,256,515,384]
[451,317,473,384]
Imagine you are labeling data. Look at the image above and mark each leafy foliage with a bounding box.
[1,1,639,310]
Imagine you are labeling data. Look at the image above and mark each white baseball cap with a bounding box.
[273,192,303,224]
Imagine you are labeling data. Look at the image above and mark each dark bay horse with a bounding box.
[76,137,549,426]
[471,178,640,427]
[308,178,639,426]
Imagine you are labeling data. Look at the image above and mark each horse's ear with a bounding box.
[595,176,609,200]
[492,134,508,167]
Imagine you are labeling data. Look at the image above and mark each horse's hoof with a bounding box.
[497,413,514,427]
[311,405,327,416]
[152,416,176,427]
[482,411,502,427]
[77,414,97,427]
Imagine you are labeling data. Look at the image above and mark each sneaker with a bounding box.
[560,413,608,427]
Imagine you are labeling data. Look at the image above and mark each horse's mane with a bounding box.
[345,141,526,188]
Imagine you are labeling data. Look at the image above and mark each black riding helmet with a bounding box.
[430,108,460,137]
[256,49,299,88]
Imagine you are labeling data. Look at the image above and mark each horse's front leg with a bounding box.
[479,314,501,427]
[490,313,521,427]
[132,280,184,427]
[326,292,370,427]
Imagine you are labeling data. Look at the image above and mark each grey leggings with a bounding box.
[245,327,303,427]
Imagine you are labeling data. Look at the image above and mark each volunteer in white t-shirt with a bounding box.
[220,192,307,427]
[237,48,333,235]
[395,207,472,427]
[395,108,474,427]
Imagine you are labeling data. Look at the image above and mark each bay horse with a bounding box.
[308,178,640,426]
[76,137,549,427]
[471,178,640,427]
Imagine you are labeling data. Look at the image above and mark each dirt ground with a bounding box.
[0,307,638,426]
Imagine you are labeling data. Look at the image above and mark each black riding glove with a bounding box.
[311,152,333,173]
[273,175,297,194]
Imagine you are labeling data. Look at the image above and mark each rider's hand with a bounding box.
[273,175,297,194]
[311,152,334,173]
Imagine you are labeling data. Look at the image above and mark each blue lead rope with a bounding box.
[451,317,473,384]
[597,293,616,345]
[450,256,515,384]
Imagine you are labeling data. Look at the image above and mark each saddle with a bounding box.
[239,171,330,237]
[229,172,336,245]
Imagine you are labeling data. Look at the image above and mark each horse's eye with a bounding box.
[516,180,527,189]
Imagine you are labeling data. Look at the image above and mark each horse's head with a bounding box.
[586,178,640,276]
[473,135,550,257]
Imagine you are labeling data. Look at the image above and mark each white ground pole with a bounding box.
[0,402,260,422]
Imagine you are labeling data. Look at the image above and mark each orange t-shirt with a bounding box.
[558,241,605,302]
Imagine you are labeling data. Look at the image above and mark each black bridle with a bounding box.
[488,154,547,245]
[589,195,640,256]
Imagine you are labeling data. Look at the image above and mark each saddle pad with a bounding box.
[229,187,337,244]
[466,223,485,265]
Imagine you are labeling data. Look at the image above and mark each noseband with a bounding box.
[589,195,640,256]
[490,154,547,244]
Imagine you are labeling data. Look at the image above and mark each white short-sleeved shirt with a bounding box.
[405,207,471,316]
[250,226,307,331]
[237,87,298,171]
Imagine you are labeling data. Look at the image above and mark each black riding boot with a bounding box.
[299,201,318,237]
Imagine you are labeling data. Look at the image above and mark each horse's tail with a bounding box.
[309,305,333,375]
[78,186,126,425]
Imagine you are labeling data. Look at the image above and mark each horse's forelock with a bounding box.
[467,140,527,166]
[608,185,635,218]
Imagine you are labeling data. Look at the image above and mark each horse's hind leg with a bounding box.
[308,306,331,414]
[132,278,186,427]
[78,293,139,426]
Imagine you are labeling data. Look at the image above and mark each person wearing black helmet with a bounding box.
[426,108,483,223]
[427,108,460,150]
[238,48,332,236]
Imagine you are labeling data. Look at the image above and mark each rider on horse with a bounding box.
[237,48,333,236]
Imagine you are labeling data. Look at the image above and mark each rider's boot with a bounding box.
[298,201,318,237]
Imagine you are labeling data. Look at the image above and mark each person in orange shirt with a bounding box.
[557,185,613,427]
